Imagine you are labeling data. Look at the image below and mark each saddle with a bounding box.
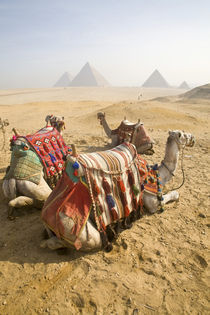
[111,119,142,143]
[23,127,71,188]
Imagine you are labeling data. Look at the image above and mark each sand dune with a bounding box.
[0,87,209,314]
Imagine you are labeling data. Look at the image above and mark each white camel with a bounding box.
[41,130,195,252]
[2,115,67,218]
[97,112,154,155]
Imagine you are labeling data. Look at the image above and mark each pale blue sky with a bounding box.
[0,0,209,88]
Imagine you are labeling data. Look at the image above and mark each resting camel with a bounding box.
[97,112,154,155]
[2,115,70,218]
[41,130,195,252]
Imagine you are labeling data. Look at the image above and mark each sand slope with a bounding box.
[0,88,209,314]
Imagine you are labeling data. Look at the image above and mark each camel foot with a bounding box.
[7,206,16,220]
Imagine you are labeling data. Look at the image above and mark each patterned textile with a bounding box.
[41,142,161,250]
[78,142,144,227]
[23,127,71,188]
[4,144,42,185]
[137,156,162,196]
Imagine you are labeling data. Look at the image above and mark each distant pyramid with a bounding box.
[70,62,110,87]
[142,69,169,88]
[179,81,190,89]
[54,72,73,87]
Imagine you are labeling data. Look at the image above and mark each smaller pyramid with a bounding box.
[179,81,190,89]
[54,72,73,87]
[70,62,110,87]
[142,69,169,88]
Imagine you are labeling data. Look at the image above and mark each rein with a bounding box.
[163,144,186,193]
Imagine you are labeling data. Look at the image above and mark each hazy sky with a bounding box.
[0,0,210,88]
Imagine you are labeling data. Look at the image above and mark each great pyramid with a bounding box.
[54,72,73,87]
[142,69,169,88]
[70,62,110,87]
[179,81,190,89]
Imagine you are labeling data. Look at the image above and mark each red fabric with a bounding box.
[23,127,71,178]
[41,172,92,249]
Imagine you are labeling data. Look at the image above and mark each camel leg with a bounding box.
[162,190,179,205]
[41,215,102,252]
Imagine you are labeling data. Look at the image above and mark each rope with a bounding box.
[164,144,186,193]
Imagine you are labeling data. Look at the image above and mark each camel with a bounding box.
[0,118,9,151]
[97,112,154,155]
[41,130,195,252]
[2,115,70,219]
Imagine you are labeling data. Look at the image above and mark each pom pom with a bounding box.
[72,161,79,169]
[152,164,158,170]
[106,194,115,209]
[132,185,139,196]
[73,170,78,177]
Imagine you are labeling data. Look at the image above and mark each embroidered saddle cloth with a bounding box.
[4,144,42,185]
[23,127,71,188]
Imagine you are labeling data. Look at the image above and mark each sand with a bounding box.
[0,87,209,314]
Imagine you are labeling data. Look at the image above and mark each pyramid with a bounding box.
[70,62,110,87]
[54,72,73,87]
[179,81,190,89]
[142,69,169,88]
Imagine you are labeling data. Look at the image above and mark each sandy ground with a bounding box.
[0,87,209,314]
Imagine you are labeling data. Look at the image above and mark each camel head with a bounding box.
[0,118,9,128]
[45,115,65,133]
[168,130,195,148]
[97,112,105,125]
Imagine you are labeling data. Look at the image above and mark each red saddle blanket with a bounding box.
[23,127,71,188]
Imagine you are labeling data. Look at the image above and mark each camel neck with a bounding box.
[159,139,180,185]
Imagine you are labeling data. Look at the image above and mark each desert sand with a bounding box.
[0,87,209,314]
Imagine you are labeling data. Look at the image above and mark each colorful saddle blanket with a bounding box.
[41,142,161,250]
[24,127,71,188]
[4,144,42,185]
[78,142,144,227]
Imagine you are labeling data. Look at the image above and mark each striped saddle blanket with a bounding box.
[42,142,161,250]
[78,142,145,228]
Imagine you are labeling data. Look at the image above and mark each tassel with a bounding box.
[118,178,126,193]
[92,179,100,196]
[119,191,127,207]
[152,164,158,170]
[106,194,115,209]
[124,205,130,217]
[128,170,135,186]
[102,177,111,194]
[132,184,139,196]
[111,208,118,221]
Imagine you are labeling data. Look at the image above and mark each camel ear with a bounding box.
[62,117,64,120]
[124,116,126,120]
[168,130,172,135]
[178,131,182,138]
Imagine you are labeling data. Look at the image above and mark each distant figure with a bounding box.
[138,93,142,100]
